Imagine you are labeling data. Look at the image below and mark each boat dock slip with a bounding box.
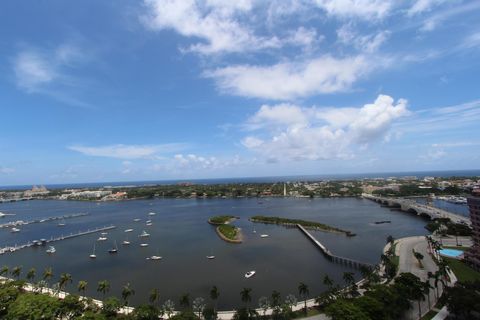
[296,224,373,269]
[0,213,89,229]
[0,225,116,255]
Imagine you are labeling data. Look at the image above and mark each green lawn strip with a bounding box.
[208,215,235,225]
[250,215,354,236]
[443,257,480,282]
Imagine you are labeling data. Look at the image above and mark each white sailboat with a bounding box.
[140,243,149,247]
[148,212,156,216]
[206,248,215,259]
[133,218,141,222]
[108,240,118,254]
[122,236,130,245]
[97,236,107,241]
[58,218,66,227]
[139,230,150,238]
[260,234,269,238]
[46,246,56,254]
[90,243,97,259]
[11,227,20,233]
[124,229,133,233]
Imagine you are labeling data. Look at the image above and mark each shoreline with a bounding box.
[215,225,243,243]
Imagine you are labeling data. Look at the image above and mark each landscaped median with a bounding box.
[209,215,243,243]
[250,215,356,237]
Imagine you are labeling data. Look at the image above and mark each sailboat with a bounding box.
[46,246,56,254]
[122,236,131,245]
[253,227,256,233]
[140,243,149,247]
[108,241,118,254]
[90,243,97,259]
[139,230,150,238]
[147,249,162,260]
[148,212,156,216]
[58,218,66,227]
[97,236,107,241]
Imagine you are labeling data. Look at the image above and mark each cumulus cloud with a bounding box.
[242,94,409,161]
[313,0,394,20]
[68,143,186,159]
[206,55,376,100]
[0,167,15,174]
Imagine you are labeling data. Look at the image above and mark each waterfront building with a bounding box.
[466,196,480,270]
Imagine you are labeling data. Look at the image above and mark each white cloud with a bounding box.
[0,167,15,174]
[242,94,409,161]
[407,0,448,16]
[206,55,376,100]
[68,143,186,159]
[313,0,394,20]
[419,148,447,161]
[460,31,480,50]
[337,24,390,53]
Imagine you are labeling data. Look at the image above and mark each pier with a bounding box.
[0,212,89,229]
[0,225,116,255]
[296,224,373,269]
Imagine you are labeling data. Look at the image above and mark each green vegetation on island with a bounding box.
[250,216,355,237]
[425,218,472,236]
[208,215,236,225]
[216,224,242,243]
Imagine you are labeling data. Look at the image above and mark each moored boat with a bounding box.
[245,270,256,278]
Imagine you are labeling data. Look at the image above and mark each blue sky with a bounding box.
[1,0,480,185]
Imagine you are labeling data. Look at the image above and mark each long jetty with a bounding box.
[0,212,89,229]
[0,225,116,255]
[296,224,373,269]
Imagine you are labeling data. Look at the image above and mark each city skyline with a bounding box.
[1,0,480,185]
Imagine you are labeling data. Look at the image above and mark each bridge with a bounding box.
[296,224,374,269]
[362,193,470,225]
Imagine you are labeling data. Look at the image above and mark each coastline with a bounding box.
[215,226,243,243]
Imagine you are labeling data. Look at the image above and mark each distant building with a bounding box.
[466,197,480,271]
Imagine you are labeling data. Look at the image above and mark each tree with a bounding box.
[270,290,281,317]
[179,293,190,310]
[149,288,159,307]
[193,297,206,318]
[386,235,395,245]
[26,268,36,286]
[240,288,252,310]
[59,273,72,292]
[395,273,425,319]
[121,282,135,312]
[323,275,334,291]
[5,291,60,320]
[284,294,297,314]
[97,280,110,300]
[298,282,309,314]
[101,296,121,317]
[0,266,8,277]
[132,304,160,320]
[210,285,219,314]
[325,299,369,320]
[423,279,433,310]
[11,266,21,280]
[342,272,356,296]
[444,281,480,319]
[58,294,85,319]
[77,280,88,296]
[43,267,53,282]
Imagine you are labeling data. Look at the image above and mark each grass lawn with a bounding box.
[444,257,480,282]
[209,215,235,224]
[218,224,238,240]
[291,307,321,318]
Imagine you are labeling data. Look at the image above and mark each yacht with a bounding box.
[140,243,149,247]
[89,243,97,259]
[260,234,269,238]
[148,212,156,216]
[11,228,20,233]
[108,241,118,254]
[97,236,107,241]
[146,220,152,224]
[146,222,153,226]
[124,229,133,233]
[147,255,162,260]
[122,236,130,245]
[139,230,150,238]
[206,255,215,259]
[133,218,141,222]
[245,271,256,278]
[46,246,56,254]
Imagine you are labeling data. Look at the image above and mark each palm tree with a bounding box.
[149,288,160,307]
[193,297,206,318]
[11,265,22,280]
[0,265,9,277]
[97,280,110,300]
[121,283,135,313]
[240,287,252,310]
[423,279,433,310]
[179,293,190,310]
[258,296,269,317]
[43,267,53,282]
[59,273,72,292]
[284,294,297,313]
[26,268,36,283]
[271,291,281,315]
[323,275,334,290]
[210,285,220,313]
[298,282,309,314]
[163,299,175,318]
[77,280,88,297]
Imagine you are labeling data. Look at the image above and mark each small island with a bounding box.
[208,215,243,243]
[250,215,356,237]
[208,215,237,225]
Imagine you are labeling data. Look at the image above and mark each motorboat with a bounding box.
[148,212,156,216]
[146,222,153,226]
[146,220,152,224]
[245,271,256,278]
[260,234,269,238]
[46,246,56,254]
[147,255,162,260]
[97,236,107,241]
[108,241,118,254]
[124,229,133,233]
[140,243,149,247]
[122,236,130,245]
[90,243,97,259]
[133,218,141,222]
[11,228,20,233]
[206,255,216,259]
[139,230,150,237]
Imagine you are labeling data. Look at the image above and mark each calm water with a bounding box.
[0,198,428,309]
[414,198,470,217]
